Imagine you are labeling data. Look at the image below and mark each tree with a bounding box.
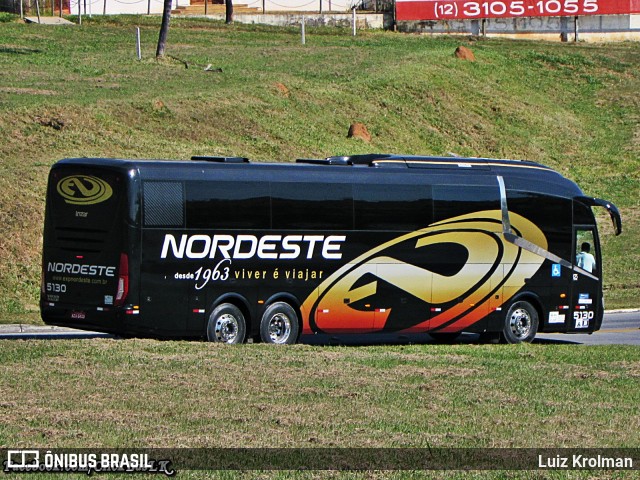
[225,0,233,24]
[156,0,173,58]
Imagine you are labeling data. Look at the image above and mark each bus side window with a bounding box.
[433,185,499,223]
[186,181,270,229]
[272,183,352,230]
[354,184,433,232]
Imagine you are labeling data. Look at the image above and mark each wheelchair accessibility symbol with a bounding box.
[551,264,561,277]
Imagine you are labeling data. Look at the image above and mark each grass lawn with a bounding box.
[0,338,638,478]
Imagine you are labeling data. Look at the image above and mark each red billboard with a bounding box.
[396,0,640,22]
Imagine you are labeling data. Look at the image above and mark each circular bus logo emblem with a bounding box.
[56,175,113,205]
[301,210,547,335]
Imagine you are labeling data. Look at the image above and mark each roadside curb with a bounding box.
[0,324,99,334]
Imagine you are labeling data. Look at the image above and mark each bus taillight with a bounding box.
[115,253,129,307]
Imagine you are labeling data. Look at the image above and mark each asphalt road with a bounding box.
[535,309,640,346]
[0,311,638,345]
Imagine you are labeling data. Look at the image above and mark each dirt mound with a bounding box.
[347,122,371,142]
[274,82,290,97]
[454,46,476,61]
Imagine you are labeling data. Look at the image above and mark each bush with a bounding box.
[0,12,18,23]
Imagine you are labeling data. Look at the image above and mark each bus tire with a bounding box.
[502,300,538,344]
[260,302,300,345]
[207,303,246,344]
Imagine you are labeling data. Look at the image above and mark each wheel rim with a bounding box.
[267,312,292,344]
[509,307,532,339]
[214,313,239,343]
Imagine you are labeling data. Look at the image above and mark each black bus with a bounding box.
[41,154,622,344]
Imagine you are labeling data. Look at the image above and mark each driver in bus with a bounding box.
[576,242,596,273]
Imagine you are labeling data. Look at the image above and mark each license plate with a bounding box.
[71,311,86,320]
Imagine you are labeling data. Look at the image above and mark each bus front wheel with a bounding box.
[260,302,300,345]
[207,303,246,344]
[502,300,538,344]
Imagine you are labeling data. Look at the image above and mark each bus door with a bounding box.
[570,227,601,332]
[571,196,622,332]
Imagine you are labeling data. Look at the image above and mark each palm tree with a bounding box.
[225,0,234,24]
[156,0,172,58]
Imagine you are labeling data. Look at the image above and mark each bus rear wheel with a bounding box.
[207,303,246,344]
[502,300,538,344]
[260,302,300,345]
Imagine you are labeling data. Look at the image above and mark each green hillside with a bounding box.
[0,15,638,320]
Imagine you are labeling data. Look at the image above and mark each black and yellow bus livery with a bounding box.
[41,154,622,344]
